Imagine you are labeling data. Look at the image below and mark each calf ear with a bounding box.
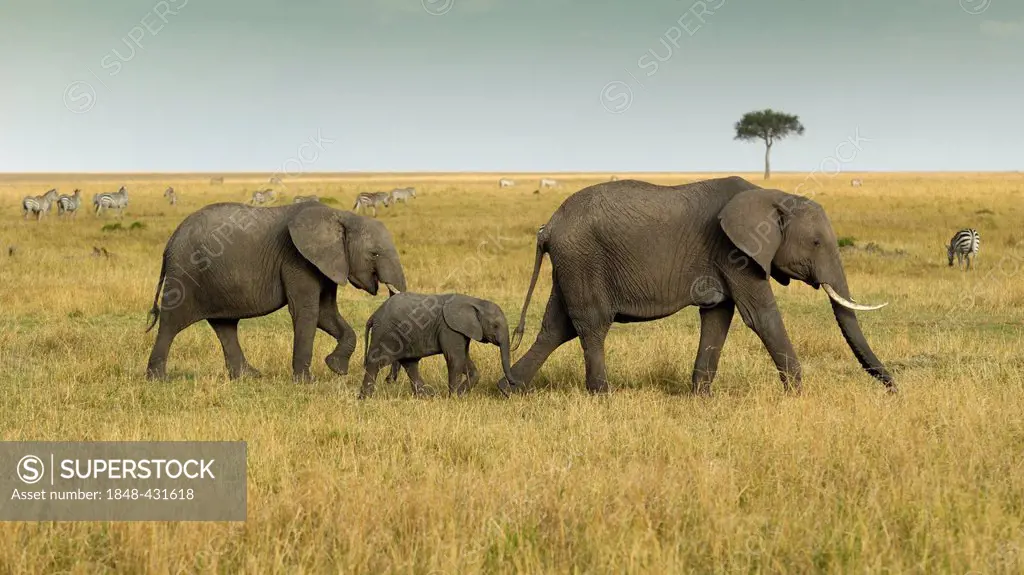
[718,189,783,279]
[287,204,349,285]
[442,296,484,342]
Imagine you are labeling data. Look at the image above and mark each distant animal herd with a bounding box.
[11,175,985,397]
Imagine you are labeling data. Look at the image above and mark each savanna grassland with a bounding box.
[1,172,1024,573]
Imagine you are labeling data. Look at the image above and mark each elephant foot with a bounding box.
[292,371,315,384]
[325,353,350,376]
[497,377,527,398]
[412,385,435,398]
[358,384,375,399]
[145,366,168,381]
[691,383,713,397]
[228,364,262,380]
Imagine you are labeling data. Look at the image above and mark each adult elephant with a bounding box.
[145,202,407,381]
[500,176,895,395]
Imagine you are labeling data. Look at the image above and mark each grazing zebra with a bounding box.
[388,187,416,205]
[539,178,557,188]
[250,189,277,205]
[352,191,391,217]
[164,186,177,205]
[293,195,319,203]
[93,186,129,217]
[947,228,981,271]
[21,189,60,221]
[850,179,863,187]
[499,178,515,188]
[210,176,224,185]
[57,189,83,217]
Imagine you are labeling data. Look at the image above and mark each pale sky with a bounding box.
[0,0,1021,172]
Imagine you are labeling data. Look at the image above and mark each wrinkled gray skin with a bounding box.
[500,176,895,395]
[145,202,407,381]
[359,293,517,399]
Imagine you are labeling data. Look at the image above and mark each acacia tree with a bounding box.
[734,109,805,180]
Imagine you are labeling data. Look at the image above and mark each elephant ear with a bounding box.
[287,204,349,285]
[718,189,783,279]
[442,296,484,342]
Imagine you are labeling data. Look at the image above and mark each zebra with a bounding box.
[93,186,129,217]
[210,176,224,185]
[850,179,863,187]
[164,186,177,205]
[352,191,391,217]
[388,187,416,205]
[250,189,277,205]
[57,189,82,217]
[539,178,558,188]
[947,228,980,271]
[21,189,60,220]
[499,178,515,188]
[293,195,320,203]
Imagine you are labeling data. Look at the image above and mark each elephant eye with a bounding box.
[813,239,822,247]
[371,251,380,258]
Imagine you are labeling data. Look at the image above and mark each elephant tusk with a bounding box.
[822,283,888,312]
[385,283,401,296]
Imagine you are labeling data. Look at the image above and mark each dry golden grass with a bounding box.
[1,172,1024,573]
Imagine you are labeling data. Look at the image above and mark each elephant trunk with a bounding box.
[380,261,407,296]
[498,332,517,390]
[821,274,896,392]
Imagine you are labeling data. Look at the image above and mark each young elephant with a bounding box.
[145,202,406,382]
[359,293,517,399]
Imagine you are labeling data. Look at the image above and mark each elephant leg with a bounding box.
[401,360,434,398]
[358,357,388,399]
[442,334,470,397]
[575,322,612,394]
[284,272,321,382]
[502,287,577,393]
[317,285,357,375]
[466,357,480,391]
[691,302,735,395]
[735,295,802,393]
[208,319,261,379]
[385,362,401,384]
[145,312,197,380]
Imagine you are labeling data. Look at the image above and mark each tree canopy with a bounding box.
[734,109,805,180]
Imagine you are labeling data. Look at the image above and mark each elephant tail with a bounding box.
[145,253,168,333]
[363,315,373,362]
[510,224,550,352]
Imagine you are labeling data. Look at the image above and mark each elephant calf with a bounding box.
[359,293,517,399]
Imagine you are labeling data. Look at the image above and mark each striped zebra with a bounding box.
[164,186,177,205]
[388,187,416,205]
[293,195,319,203]
[352,191,391,217]
[539,178,558,188]
[93,186,129,217]
[947,228,980,271]
[250,189,276,205]
[22,189,60,220]
[499,178,515,188]
[850,179,863,187]
[57,189,82,217]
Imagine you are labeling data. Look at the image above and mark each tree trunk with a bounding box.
[763,141,772,180]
